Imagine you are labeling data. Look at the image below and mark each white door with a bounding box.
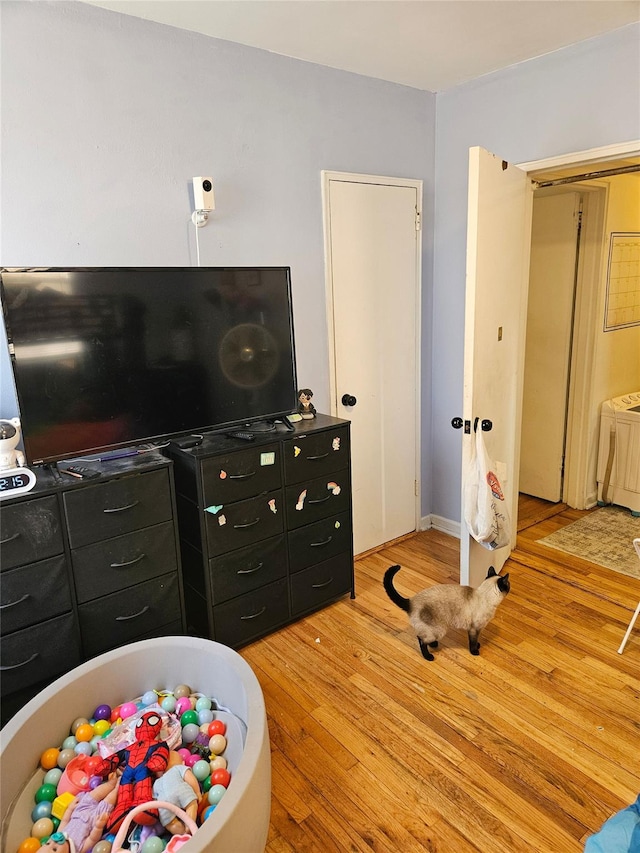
[323,174,421,556]
[520,192,580,501]
[461,148,533,586]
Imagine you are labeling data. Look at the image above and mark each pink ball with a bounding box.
[185,753,199,767]
[177,748,191,763]
[119,702,138,720]
[175,697,192,716]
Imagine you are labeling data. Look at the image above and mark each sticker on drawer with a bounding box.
[261,451,276,466]
[332,436,341,451]
[327,481,341,495]
[205,504,223,514]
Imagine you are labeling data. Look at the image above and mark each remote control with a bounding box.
[60,465,101,480]
[226,431,256,442]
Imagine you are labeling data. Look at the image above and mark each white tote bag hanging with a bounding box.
[463,426,511,550]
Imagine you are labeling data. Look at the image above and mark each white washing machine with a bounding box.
[597,391,640,515]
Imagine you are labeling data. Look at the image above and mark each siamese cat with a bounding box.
[383,564,510,660]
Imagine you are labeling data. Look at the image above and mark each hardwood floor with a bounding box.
[241,507,640,852]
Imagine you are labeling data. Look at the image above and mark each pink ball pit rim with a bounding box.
[0,636,271,853]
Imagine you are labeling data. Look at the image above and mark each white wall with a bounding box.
[431,23,640,524]
[0,0,435,438]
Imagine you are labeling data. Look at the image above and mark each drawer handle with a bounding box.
[237,561,264,575]
[103,500,140,514]
[307,452,329,461]
[310,536,333,547]
[115,605,150,621]
[228,471,257,480]
[311,577,333,589]
[110,553,146,568]
[0,593,30,610]
[1,652,39,671]
[0,531,21,545]
[240,606,267,621]
[308,495,331,505]
[233,518,260,529]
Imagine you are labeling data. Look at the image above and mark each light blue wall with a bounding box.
[431,22,640,524]
[0,0,435,476]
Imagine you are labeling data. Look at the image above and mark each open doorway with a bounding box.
[519,158,640,524]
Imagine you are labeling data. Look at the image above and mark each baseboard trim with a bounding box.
[421,514,461,539]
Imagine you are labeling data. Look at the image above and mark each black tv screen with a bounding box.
[1,267,298,465]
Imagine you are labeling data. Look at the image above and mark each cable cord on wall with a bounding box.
[194,217,201,267]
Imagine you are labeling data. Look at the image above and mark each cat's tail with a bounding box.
[383,565,411,612]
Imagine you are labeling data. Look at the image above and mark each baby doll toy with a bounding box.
[55,775,119,853]
[297,388,316,419]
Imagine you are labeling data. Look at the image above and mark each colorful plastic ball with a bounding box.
[181,723,200,744]
[191,759,211,781]
[195,696,212,711]
[210,755,227,772]
[141,690,158,706]
[119,702,138,720]
[175,697,192,716]
[92,841,113,853]
[110,707,121,723]
[94,703,111,721]
[57,749,76,769]
[211,767,231,788]
[140,837,165,853]
[180,710,199,727]
[74,741,93,756]
[34,783,57,803]
[75,723,95,743]
[51,817,60,830]
[31,801,53,822]
[173,684,192,699]
[43,768,63,787]
[31,817,54,839]
[197,709,214,725]
[93,719,110,736]
[203,805,217,820]
[85,754,103,775]
[207,719,227,737]
[89,776,103,790]
[201,775,213,792]
[40,748,60,770]
[177,748,191,763]
[207,784,227,805]
[62,736,78,750]
[185,753,199,768]
[160,695,177,713]
[70,717,89,734]
[208,734,227,755]
[17,838,41,853]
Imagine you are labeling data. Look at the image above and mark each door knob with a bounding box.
[341,394,357,407]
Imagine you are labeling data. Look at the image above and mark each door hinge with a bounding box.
[415,210,421,232]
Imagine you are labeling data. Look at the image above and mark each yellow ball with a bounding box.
[93,719,110,736]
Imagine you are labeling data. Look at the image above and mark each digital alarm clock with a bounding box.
[0,466,37,498]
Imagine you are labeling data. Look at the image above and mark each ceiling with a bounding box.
[84,0,640,92]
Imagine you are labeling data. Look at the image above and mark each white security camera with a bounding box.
[193,176,215,211]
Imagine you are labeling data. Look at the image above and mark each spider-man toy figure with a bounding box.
[94,711,170,833]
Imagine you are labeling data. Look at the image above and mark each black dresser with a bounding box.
[0,453,185,724]
[166,414,354,647]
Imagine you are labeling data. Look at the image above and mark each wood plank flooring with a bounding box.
[241,503,640,852]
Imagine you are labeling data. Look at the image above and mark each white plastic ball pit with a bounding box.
[0,637,271,852]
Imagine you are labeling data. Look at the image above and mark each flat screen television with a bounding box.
[1,267,298,465]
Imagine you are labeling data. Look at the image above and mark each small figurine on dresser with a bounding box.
[297,388,316,419]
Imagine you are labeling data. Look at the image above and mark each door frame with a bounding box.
[518,141,640,512]
[321,170,423,540]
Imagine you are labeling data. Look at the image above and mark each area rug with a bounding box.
[537,506,640,579]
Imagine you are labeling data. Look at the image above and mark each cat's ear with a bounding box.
[498,573,510,593]
[486,566,497,578]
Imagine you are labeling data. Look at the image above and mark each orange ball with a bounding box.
[18,839,41,853]
[74,723,94,743]
[40,747,60,770]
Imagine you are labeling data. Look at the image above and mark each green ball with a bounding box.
[180,710,199,727]
[192,759,210,781]
[35,783,57,803]
[202,775,213,792]
[140,836,165,853]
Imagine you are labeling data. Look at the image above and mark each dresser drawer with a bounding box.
[0,495,64,570]
[72,522,179,603]
[201,444,281,505]
[285,470,351,530]
[78,573,181,657]
[1,556,71,635]
[213,578,289,648]
[283,426,350,485]
[205,490,284,557]
[1,613,81,695]
[288,512,351,572]
[290,553,353,617]
[64,470,173,548]
[209,534,287,604]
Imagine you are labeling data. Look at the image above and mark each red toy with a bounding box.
[93,711,170,832]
